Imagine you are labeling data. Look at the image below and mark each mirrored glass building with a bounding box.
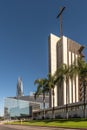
[4,95,49,119]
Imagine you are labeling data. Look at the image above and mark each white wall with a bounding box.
[62,36,67,105]
[49,33,60,107]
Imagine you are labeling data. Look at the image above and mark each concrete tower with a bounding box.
[16,77,24,97]
[48,33,84,107]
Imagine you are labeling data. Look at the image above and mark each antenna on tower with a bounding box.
[56,6,66,37]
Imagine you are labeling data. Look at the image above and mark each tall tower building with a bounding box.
[16,77,24,98]
[48,33,84,107]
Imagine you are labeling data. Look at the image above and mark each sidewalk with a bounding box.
[2,124,87,130]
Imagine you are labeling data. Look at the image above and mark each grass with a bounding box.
[5,118,87,129]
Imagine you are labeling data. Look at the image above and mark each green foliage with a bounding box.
[6,118,87,128]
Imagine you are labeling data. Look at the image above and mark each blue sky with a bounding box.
[0,0,87,115]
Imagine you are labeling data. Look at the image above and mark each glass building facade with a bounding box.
[4,98,30,119]
[4,97,49,119]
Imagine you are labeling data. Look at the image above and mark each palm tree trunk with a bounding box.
[66,80,68,119]
[52,88,55,119]
[43,93,45,119]
[83,81,86,118]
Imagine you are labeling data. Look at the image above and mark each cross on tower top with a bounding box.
[56,6,66,37]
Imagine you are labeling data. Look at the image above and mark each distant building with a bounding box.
[4,76,49,119]
[16,77,24,97]
[48,33,84,107]
[4,95,49,119]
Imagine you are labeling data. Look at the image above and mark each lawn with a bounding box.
[6,118,87,129]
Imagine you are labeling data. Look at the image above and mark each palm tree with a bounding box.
[55,64,70,119]
[34,78,49,119]
[70,57,87,118]
[45,73,56,119]
[78,58,87,118]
